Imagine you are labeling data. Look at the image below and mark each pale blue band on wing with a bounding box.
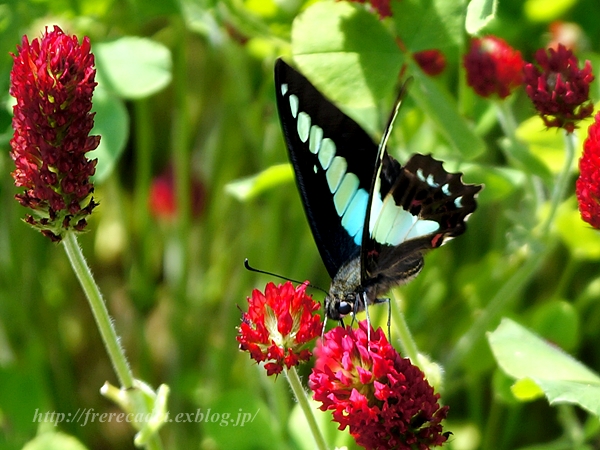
[286,91,371,245]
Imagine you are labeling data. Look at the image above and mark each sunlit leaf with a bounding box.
[94,37,172,99]
[393,0,465,52]
[465,0,498,35]
[291,1,403,110]
[489,318,600,416]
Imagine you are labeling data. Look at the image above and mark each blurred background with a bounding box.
[2,0,600,449]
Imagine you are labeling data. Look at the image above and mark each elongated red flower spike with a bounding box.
[10,26,100,241]
[309,321,449,450]
[237,281,322,376]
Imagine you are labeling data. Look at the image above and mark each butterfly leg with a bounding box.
[321,316,328,338]
[362,292,373,347]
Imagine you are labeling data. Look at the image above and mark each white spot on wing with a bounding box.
[289,94,299,118]
[297,112,311,143]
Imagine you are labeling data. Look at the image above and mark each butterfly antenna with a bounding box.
[380,77,413,156]
[244,259,328,295]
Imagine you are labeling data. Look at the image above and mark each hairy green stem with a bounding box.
[63,232,134,388]
[62,232,164,450]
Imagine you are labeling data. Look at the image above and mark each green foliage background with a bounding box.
[1,0,600,449]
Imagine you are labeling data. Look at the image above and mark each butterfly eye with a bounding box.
[337,301,352,316]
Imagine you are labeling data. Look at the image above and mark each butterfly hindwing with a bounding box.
[274,58,379,278]
[362,153,482,296]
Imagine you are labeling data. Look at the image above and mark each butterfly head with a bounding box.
[325,291,360,321]
[324,257,364,321]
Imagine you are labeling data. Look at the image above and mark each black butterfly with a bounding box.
[274,59,481,323]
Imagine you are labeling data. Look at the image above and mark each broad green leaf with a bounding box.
[94,37,172,100]
[23,431,89,450]
[90,83,129,183]
[556,199,600,261]
[393,0,465,52]
[407,59,485,158]
[488,318,600,416]
[291,1,403,109]
[225,164,294,201]
[465,0,498,35]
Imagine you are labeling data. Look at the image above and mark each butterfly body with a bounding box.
[274,59,481,322]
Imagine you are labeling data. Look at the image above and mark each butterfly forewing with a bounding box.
[274,59,379,279]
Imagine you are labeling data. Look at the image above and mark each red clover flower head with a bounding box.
[309,321,449,450]
[524,44,594,133]
[577,112,600,229]
[9,26,100,241]
[237,281,321,376]
[463,36,525,99]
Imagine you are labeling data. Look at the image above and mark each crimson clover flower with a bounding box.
[464,36,525,99]
[309,321,449,450]
[577,112,600,229]
[237,281,322,376]
[9,26,100,242]
[413,49,446,76]
[524,44,594,133]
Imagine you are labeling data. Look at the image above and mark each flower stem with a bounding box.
[390,292,419,363]
[62,232,165,450]
[63,232,134,388]
[285,366,328,450]
[541,130,576,237]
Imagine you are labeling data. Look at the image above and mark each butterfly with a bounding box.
[274,58,482,324]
